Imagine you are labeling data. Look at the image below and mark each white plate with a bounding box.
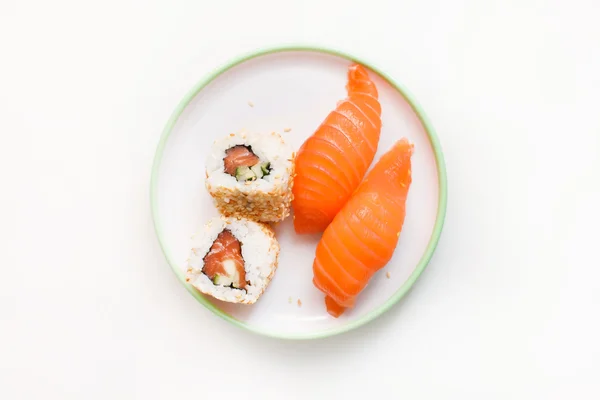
[151,46,447,339]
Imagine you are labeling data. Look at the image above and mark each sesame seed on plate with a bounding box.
[248,101,254,107]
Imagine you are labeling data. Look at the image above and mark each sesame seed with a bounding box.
[397,232,400,237]
[229,133,235,137]
[284,128,291,132]
[248,101,254,107]
[386,272,391,279]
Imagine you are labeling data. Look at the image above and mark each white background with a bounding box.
[1,0,599,398]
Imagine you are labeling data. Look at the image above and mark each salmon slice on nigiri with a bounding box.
[292,64,382,234]
[312,139,414,317]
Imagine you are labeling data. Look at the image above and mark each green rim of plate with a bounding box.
[150,44,448,340]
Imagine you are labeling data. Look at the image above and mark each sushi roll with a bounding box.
[205,131,295,223]
[185,216,280,304]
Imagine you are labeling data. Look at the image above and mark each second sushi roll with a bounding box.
[205,131,295,223]
[185,216,280,304]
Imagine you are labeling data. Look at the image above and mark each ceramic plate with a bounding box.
[151,45,447,339]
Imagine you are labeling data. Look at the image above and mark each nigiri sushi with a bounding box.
[312,139,414,317]
[292,64,382,234]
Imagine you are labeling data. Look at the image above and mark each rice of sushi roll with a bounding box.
[185,216,280,304]
[205,131,295,223]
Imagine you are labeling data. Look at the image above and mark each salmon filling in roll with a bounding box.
[202,229,247,290]
[223,145,272,182]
